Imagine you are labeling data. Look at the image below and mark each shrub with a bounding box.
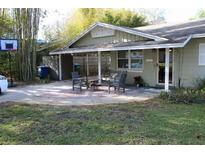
[194,77,205,90]
[160,78,205,104]
[133,76,148,87]
[159,88,205,104]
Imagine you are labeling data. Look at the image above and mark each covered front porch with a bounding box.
[49,22,182,91]
[56,47,173,91]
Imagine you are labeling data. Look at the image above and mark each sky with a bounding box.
[165,8,198,22]
[38,8,200,39]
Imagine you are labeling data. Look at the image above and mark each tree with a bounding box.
[43,21,63,42]
[102,9,148,27]
[191,9,205,19]
[138,8,166,24]
[61,8,103,41]
[0,9,15,77]
[0,9,13,37]
[14,8,42,81]
[197,9,205,18]
[0,9,42,81]
[61,8,148,41]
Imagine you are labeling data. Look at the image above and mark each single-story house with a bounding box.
[50,18,205,91]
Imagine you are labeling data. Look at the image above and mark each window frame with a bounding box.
[117,50,129,69]
[117,50,144,72]
[130,50,144,71]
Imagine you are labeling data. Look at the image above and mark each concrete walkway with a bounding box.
[0,81,162,106]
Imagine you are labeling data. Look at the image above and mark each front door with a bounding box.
[157,49,173,84]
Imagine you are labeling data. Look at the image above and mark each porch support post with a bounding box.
[59,54,62,81]
[165,48,170,91]
[98,51,102,84]
[86,53,89,77]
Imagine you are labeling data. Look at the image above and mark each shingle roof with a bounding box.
[50,19,205,55]
[135,18,205,42]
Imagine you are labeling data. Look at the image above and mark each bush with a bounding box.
[133,76,148,87]
[160,77,205,104]
[159,88,205,104]
[194,77,205,89]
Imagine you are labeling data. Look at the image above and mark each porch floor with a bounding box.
[0,80,163,106]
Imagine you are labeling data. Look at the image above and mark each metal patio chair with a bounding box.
[108,71,127,93]
[71,72,88,91]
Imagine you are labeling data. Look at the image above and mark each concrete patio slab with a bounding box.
[0,81,163,106]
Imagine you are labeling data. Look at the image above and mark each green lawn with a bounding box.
[0,99,205,144]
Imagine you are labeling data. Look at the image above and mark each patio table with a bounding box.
[89,78,111,91]
[89,79,101,91]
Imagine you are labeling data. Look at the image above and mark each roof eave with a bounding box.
[50,34,202,55]
[50,43,184,55]
[192,33,205,39]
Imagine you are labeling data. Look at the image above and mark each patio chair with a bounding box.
[108,71,127,93]
[71,72,88,91]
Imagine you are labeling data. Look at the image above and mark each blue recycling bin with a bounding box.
[38,66,49,79]
[74,63,81,74]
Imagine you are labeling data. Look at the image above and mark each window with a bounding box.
[158,48,173,63]
[117,50,143,70]
[118,51,128,68]
[199,44,205,65]
[130,50,143,69]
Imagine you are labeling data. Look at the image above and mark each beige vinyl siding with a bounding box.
[173,48,180,87]
[141,49,157,86]
[179,38,205,87]
[110,50,158,86]
[71,28,151,48]
[110,51,117,70]
[110,49,181,87]
[125,50,157,86]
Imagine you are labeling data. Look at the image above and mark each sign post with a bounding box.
[8,51,13,87]
[0,39,18,87]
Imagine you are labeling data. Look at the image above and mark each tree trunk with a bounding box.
[14,8,41,81]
